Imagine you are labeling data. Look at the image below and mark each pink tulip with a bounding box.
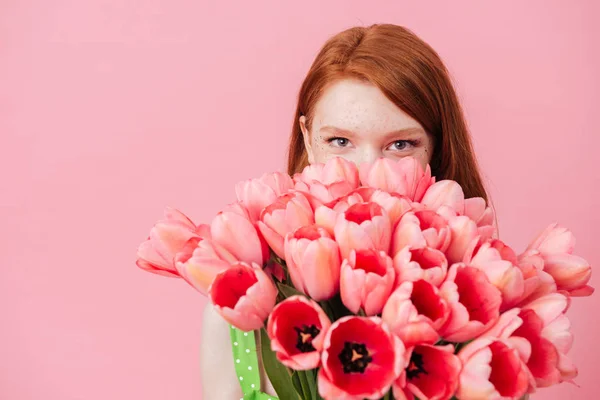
[209,262,277,331]
[358,157,435,202]
[174,237,236,295]
[340,249,395,316]
[318,316,405,400]
[518,293,577,386]
[526,223,593,296]
[314,192,365,235]
[257,191,314,258]
[393,246,448,287]
[439,264,502,342]
[393,344,462,400]
[369,190,414,227]
[235,171,294,223]
[457,337,533,399]
[515,249,557,306]
[294,157,360,203]
[266,296,331,370]
[382,280,449,348]
[392,210,452,255]
[284,225,341,301]
[136,208,208,277]
[334,202,392,259]
[443,215,480,265]
[421,180,465,215]
[464,240,526,311]
[211,202,269,266]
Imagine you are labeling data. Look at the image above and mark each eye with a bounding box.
[387,140,418,151]
[327,137,350,147]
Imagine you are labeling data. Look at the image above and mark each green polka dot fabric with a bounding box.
[230,325,278,400]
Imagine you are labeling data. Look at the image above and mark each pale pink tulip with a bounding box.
[136,208,208,277]
[393,344,462,400]
[421,180,465,214]
[443,215,480,264]
[284,225,341,301]
[382,280,450,348]
[515,249,557,306]
[175,238,236,295]
[210,202,269,266]
[457,337,533,399]
[393,246,448,287]
[358,157,435,202]
[334,202,392,259]
[369,190,414,227]
[439,264,502,342]
[235,171,294,223]
[340,249,395,316]
[294,157,360,203]
[392,210,452,255]
[463,197,496,238]
[257,192,314,258]
[209,262,277,331]
[267,296,331,370]
[527,223,593,296]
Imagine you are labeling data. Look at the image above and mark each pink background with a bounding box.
[1,1,598,399]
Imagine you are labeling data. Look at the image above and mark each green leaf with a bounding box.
[259,328,301,400]
[276,282,307,299]
[305,369,318,400]
[291,372,305,398]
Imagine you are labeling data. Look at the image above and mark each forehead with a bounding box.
[311,79,423,134]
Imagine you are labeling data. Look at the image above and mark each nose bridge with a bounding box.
[359,144,383,164]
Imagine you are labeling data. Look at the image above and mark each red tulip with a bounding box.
[382,280,449,348]
[486,293,578,387]
[464,240,526,311]
[393,344,462,400]
[392,210,452,255]
[358,157,434,202]
[439,264,502,342]
[526,223,593,296]
[284,225,341,301]
[266,296,331,370]
[340,249,395,316]
[136,208,208,277]
[334,202,392,260]
[235,171,294,223]
[318,316,405,400]
[393,246,448,287]
[457,337,533,399]
[209,262,277,331]
[314,192,365,235]
[257,191,314,258]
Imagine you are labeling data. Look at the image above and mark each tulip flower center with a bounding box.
[406,351,427,379]
[294,324,320,352]
[338,342,373,373]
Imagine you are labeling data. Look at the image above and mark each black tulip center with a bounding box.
[338,342,373,373]
[406,351,428,379]
[294,324,320,353]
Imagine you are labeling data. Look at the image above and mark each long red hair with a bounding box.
[287,24,489,202]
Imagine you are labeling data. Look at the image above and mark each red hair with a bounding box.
[287,24,489,202]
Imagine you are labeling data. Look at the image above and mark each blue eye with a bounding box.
[327,137,349,147]
[388,140,417,151]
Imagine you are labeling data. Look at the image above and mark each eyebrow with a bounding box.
[319,125,426,137]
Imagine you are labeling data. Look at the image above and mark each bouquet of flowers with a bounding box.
[136,157,593,400]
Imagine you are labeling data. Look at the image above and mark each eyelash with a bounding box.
[326,137,419,151]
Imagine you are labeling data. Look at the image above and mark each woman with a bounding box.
[200,23,489,399]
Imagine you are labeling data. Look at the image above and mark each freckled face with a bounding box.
[299,79,434,169]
